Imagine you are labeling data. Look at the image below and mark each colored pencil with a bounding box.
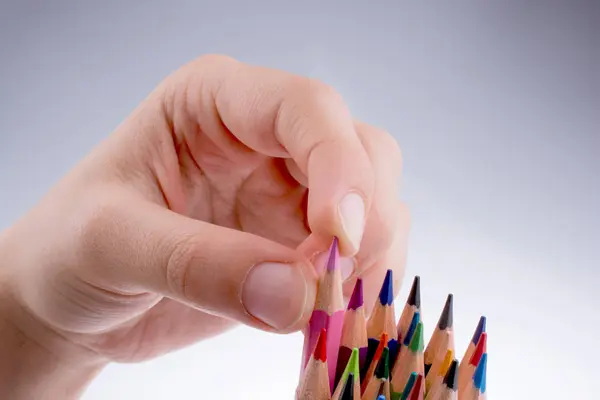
[424,331,451,393]
[332,348,361,400]
[457,316,486,383]
[423,294,454,376]
[302,238,346,391]
[366,270,398,370]
[391,321,424,398]
[398,372,417,400]
[425,359,458,400]
[336,278,368,388]
[297,329,331,399]
[396,276,421,345]
[361,333,388,394]
[424,352,454,400]
[408,374,424,400]
[338,373,356,400]
[457,333,487,396]
[295,272,489,400]
[362,347,390,400]
[464,353,487,400]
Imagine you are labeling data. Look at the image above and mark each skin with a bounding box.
[0,54,410,399]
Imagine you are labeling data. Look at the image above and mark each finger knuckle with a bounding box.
[373,128,403,173]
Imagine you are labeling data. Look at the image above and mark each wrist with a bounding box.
[0,232,107,399]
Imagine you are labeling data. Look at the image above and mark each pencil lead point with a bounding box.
[437,294,454,330]
[347,278,363,310]
[443,359,459,390]
[340,372,355,400]
[469,332,487,366]
[410,374,424,400]
[471,316,486,345]
[401,372,418,399]
[473,353,487,393]
[407,276,421,307]
[375,347,390,379]
[378,269,394,306]
[326,237,340,271]
[403,312,420,346]
[409,322,424,353]
[314,328,327,362]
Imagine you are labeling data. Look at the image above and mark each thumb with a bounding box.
[83,197,317,333]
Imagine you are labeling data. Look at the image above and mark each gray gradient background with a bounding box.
[1,1,598,399]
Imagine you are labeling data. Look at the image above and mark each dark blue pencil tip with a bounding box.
[471,316,487,345]
[473,353,487,392]
[378,269,394,306]
[402,311,420,346]
[377,396,386,400]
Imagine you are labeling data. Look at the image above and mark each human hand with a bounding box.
[0,55,409,396]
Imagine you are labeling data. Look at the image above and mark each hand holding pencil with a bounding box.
[0,55,410,397]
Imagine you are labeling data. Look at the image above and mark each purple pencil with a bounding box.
[334,278,368,389]
[301,237,345,391]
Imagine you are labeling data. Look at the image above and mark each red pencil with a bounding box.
[297,329,331,399]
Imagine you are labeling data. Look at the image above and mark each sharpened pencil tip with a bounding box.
[402,372,418,399]
[340,372,355,400]
[375,347,390,379]
[314,328,327,362]
[377,396,386,400]
[437,294,454,330]
[347,348,360,377]
[410,374,424,400]
[469,332,487,366]
[443,359,459,390]
[347,278,363,310]
[326,237,340,271]
[409,322,424,353]
[403,312,420,346]
[407,276,421,307]
[473,353,487,393]
[472,316,486,345]
[378,269,394,306]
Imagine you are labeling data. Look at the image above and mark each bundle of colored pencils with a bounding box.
[297,238,488,400]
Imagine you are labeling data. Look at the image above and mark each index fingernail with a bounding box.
[338,192,365,254]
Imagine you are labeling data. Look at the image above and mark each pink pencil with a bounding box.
[302,237,346,391]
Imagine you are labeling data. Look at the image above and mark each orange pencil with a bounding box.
[336,279,368,388]
[361,333,388,394]
[424,294,454,376]
[297,329,331,399]
[362,347,390,400]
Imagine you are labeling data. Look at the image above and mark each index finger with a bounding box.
[165,54,375,255]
